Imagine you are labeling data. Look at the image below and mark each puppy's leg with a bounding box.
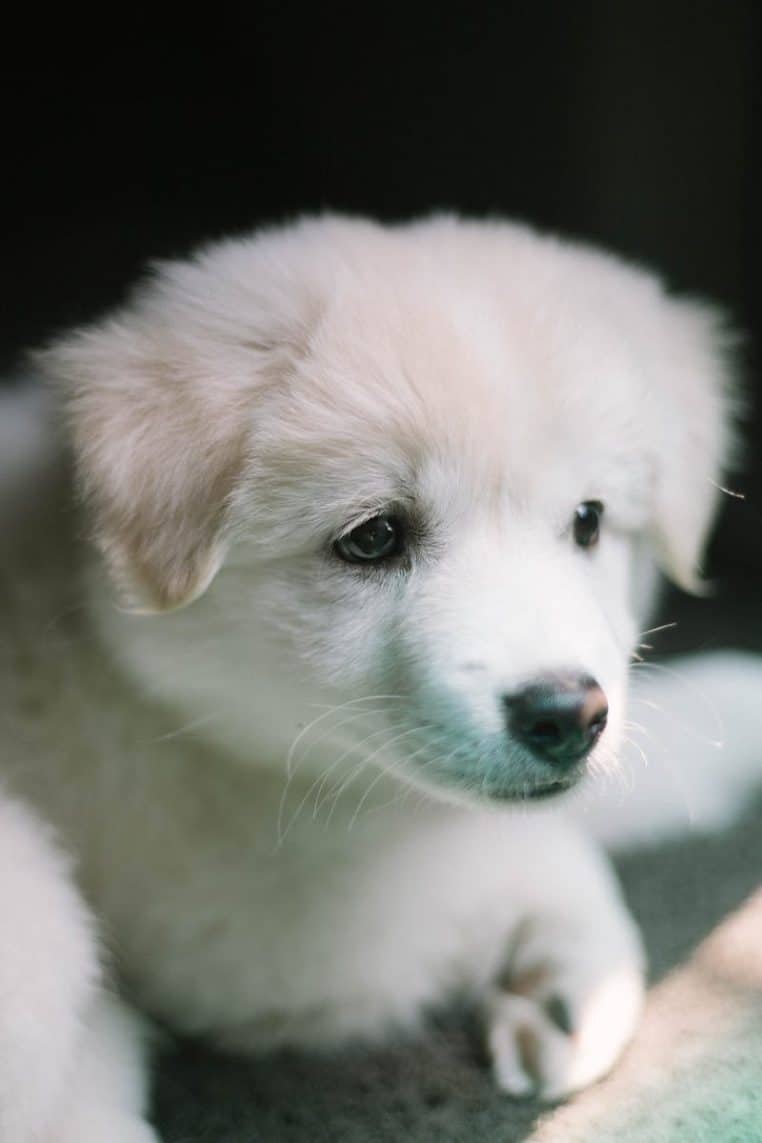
[47,992,159,1143]
[0,795,98,1140]
[486,825,645,1101]
[0,795,157,1142]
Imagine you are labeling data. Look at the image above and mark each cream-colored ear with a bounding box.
[648,298,741,593]
[35,226,329,611]
[35,314,251,612]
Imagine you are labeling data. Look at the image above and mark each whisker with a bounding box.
[629,659,725,744]
[345,724,456,830]
[141,712,220,745]
[622,718,662,753]
[284,694,404,778]
[322,723,433,826]
[638,621,678,639]
[709,478,745,500]
[346,763,397,831]
[315,721,414,819]
[628,694,724,750]
[278,718,406,845]
[294,706,395,785]
[621,733,649,776]
[276,695,405,845]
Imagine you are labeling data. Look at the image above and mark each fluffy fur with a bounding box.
[1,215,758,1140]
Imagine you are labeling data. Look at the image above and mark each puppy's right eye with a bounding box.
[573,500,604,549]
[334,515,403,564]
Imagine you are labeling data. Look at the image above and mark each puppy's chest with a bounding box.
[78,766,523,1047]
[8,669,529,1048]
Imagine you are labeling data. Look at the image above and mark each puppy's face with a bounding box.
[42,217,735,806]
[232,287,644,803]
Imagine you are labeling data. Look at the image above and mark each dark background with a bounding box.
[3,3,760,640]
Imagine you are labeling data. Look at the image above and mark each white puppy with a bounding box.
[1,215,759,1140]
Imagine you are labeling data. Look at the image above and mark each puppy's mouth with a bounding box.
[399,720,594,806]
[489,775,582,803]
[519,778,577,801]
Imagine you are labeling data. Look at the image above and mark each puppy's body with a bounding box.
[1,216,758,1140]
[4,462,638,1054]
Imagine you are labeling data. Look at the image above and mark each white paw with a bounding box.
[487,962,644,1101]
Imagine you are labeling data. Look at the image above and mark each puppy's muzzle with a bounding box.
[503,674,608,768]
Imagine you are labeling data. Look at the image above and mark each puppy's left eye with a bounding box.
[573,500,604,549]
[334,514,404,564]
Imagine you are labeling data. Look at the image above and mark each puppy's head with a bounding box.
[38,216,738,804]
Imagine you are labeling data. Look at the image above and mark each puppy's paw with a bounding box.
[487,962,644,1101]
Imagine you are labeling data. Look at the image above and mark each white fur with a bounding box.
[0,797,155,1142]
[0,215,756,1135]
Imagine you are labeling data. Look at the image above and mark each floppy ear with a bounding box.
[647,298,741,593]
[35,308,256,612]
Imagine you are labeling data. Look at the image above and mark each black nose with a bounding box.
[504,674,608,767]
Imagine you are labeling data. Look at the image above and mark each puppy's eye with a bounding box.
[334,514,404,564]
[573,500,604,549]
